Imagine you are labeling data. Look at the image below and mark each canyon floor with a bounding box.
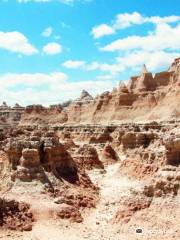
[1,145,180,240]
[0,56,180,239]
[0,160,152,240]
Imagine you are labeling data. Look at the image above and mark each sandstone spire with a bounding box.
[80,90,93,100]
[74,90,94,104]
[141,64,148,74]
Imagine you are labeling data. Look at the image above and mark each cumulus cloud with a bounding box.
[0,48,177,106]
[113,12,145,29]
[62,59,124,74]
[0,72,116,106]
[62,49,179,76]
[42,27,53,37]
[62,60,85,69]
[148,16,180,25]
[91,12,180,38]
[43,42,62,55]
[86,62,124,74]
[0,72,68,89]
[0,31,38,55]
[100,50,179,74]
[116,50,179,72]
[101,23,180,52]
[91,24,115,39]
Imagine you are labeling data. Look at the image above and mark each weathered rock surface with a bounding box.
[101,143,119,163]
[114,195,152,223]
[20,104,68,126]
[0,102,24,127]
[0,58,179,240]
[73,144,103,170]
[0,198,33,231]
[0,58,179,127]
[164,132,180,166]
[143,167,180,197]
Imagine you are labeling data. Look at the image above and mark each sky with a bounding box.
[0,0,180,106]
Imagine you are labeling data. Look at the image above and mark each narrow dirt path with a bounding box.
[31,162,142,240]
[78,162,142,240]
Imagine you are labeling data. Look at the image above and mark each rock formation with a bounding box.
[73,144,103,170]
[0,58,178,128]
[74,90,94,104]
[0,199,34,231]
[0,57,180,240]
[21,104,68,126]
[0,102,25,127]
[164,131,180,166]
[101,143,119,163]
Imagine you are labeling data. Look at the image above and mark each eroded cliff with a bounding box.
[18,58,180,126]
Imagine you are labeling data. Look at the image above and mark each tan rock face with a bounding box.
[64,58,179,124]
[89,127,113,144]
[56,204,83,223]
[164,133,180,166]
[20,104,68,126]
[114,195,151,224]
[2,132,78,183]
[73,144,103,170]
[102,144,119,163]
[136,72,156,92]
[74,90,94,104]
[121,132,155,149]
[0,58,178,127]
[115,91,136,106]
[121,132,136,149]
[0,102,25,127]
[143,167,180,197]
[0,57,179,239]
[0,119,179,238]
[20,149,40,168]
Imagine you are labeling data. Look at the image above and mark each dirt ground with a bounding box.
[0,157,180,240]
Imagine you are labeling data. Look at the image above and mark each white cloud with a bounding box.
[116,50,180,72]
[42,27,53,37]
[70,50,179,75]
[91,12,180,38]
[0,31,38,55]
[0,72,68,89]
[113,12,180,29]
[62,60,124,74]
[91,24,115,39]
[43,42,62,55]
[0,49,177,106]
[113,12,145,29]
[101,23,180,52]
[85,62,124,74]
[148,16,180,25]
[0,72,115,106]
[62,60,85,69]
[62,22,180,76]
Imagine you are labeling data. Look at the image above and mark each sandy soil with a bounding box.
[0,160,144,240]
[1,159,179,240]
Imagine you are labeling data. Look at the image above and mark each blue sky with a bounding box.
[0,0,180,105]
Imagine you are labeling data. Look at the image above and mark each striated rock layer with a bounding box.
[18,57,180,126]
[0,118,179,239]
[0,58,179,240]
